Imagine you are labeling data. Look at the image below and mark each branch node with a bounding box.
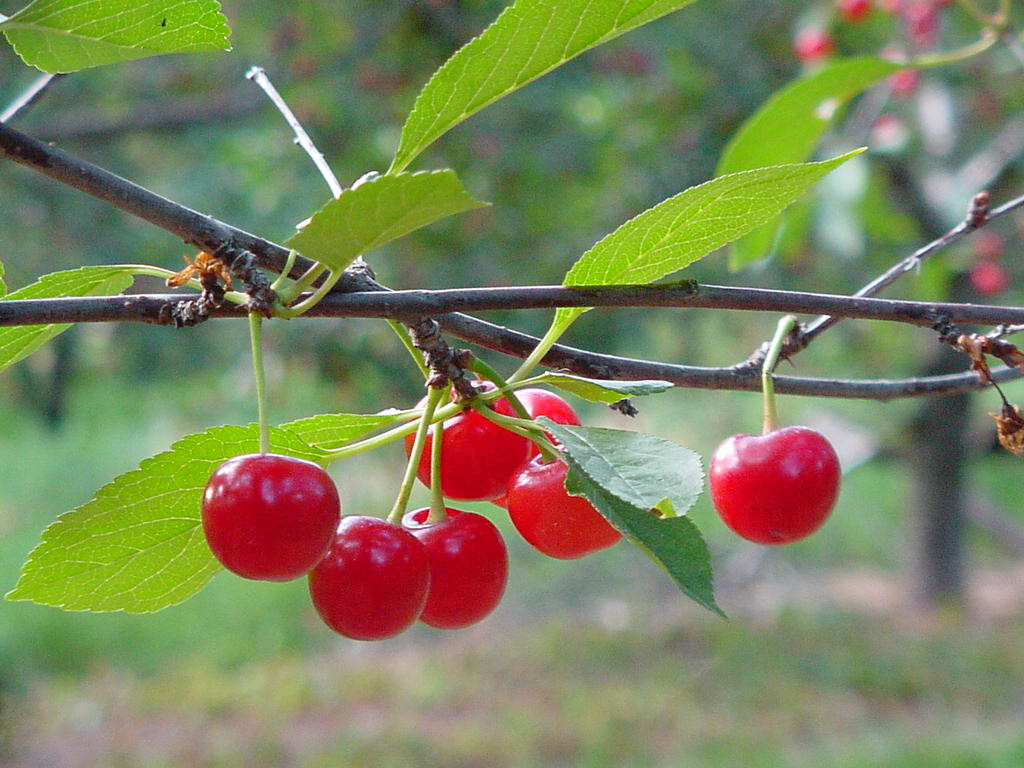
[966,190,991,230]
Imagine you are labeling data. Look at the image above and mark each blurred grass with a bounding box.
[1,370,1023,766]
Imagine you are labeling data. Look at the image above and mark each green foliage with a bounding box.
[389,0,701,173]
[0,259,6,296]
[554,150,864,329]
[5,425,325,613]
[285,170,487,272]
[0,0,230,73]
[717,57,904,269]
[535,372,673,403]
[540,419,719,615]
[0,265,135,374]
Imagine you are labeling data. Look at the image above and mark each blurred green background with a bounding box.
[2,0,1024,765]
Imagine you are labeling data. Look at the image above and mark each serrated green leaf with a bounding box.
[1,0,231,74]
[540,420,703,515]
[390,0,699,173]
[286,170,487,271]
[716,57,902,270]
[536,373,673,404]
[554,150,863,328]
[282,409,412,449]
[564,466,721,615]
[6,425,326,613]
[0,265,135,374]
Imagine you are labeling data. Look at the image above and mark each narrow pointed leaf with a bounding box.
[536,372,673,404]
[390,0,700,173]
[286,170,487,271]
[0,260,6,297]
[554,150,863,328]
[0,265,135,373]
[1,0,231,74]
[6,426,326,613]
[717,57,903,270]
[282,409,412,449]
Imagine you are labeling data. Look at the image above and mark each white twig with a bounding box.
[245,65,343,198]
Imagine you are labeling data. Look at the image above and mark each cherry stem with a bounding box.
[426,419,447,524]
[506,313,576,384]
[761,314,798,435]
[248,311,270,454]
[387,385,446,524]
[471,400,562,463]
[468,358,531,419]
[389,319,431,379]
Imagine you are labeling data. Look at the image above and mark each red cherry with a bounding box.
[902,1,938,47]
[709,427,841,545]
[491,388,581,508]
[889,68,919,98]
[402,508,508,629]
[794,29,835,63]
[202,453,341,581]
[514,388,582,456]
[970,260,1008,296]
[506,456,622,559]
[308,516,431,641]
[837,0,872,22]
[405,386,530,501]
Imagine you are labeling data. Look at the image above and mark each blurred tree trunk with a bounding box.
[908,348,969,607]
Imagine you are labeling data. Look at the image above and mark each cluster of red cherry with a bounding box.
[199,387,623,642]
[795,0,953,65]
[200,381,844,640]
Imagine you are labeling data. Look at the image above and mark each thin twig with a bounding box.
[245,66,343,198]
[1,73,64,124]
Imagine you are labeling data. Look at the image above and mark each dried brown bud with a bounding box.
[990,403,1024,456]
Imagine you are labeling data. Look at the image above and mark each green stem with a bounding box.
[277,262,328,305]
[909,31,999,68]
[389,320,430,379]
[427,419,448,523]
[471,400,561,463]
[506,314,577,384]
[249,312,270,454]
[319,400,465,464]
[280,268,343,317]
[468,358,531,419]
[387,386,445,524]
[269,249,298,291]
[761,315,798,435]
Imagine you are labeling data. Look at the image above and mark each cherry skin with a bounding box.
[709,426,840,545]
[402,507,508,629]
[405,385,530,501]
[505,456,622,559]
[202,453,341,581]
[308,515,431,641]
[837,0,872,22]
[794,29,835,63]
[970,260,1008,296]
[514,388,581,456]
[492,388,581,508]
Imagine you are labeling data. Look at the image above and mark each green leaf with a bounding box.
[1,0,231,74]
[0,260,6,297]
[282,409,412,449]
[716,57,902,270]
[0,265,135,374]
[390,0,700,173]
[541,420,719,614]
[539,420,703,515]
[6,425,326,613]
[535,373,673,404]
[286,170,487,271]
[554,150,864,328]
